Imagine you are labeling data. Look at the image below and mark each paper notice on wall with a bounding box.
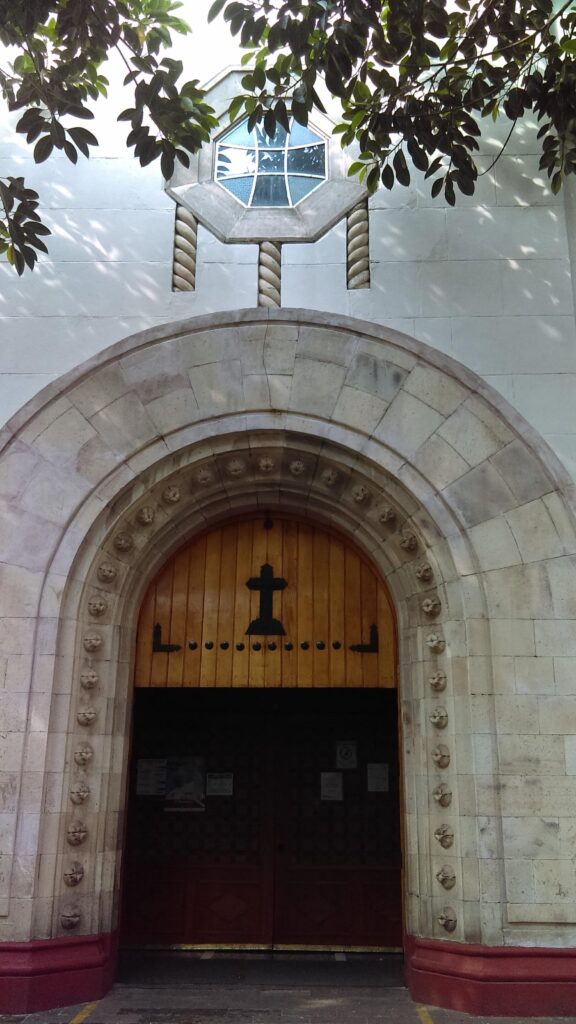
[136,758,167,796]
[206,772,234,796]
[165,756,205,811]
[367,763,389,793]
[336,740,357,769]
[321,771,343,801]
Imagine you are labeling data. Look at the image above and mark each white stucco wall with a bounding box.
[0,2,575,472]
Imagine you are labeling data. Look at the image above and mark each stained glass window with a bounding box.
[215,118,326,208]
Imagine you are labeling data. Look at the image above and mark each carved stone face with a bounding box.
[436,865,457,890]
[60,906,81,929]
[66,821,88,846]
[97,563,117,583]
[227,458,246,477]
[136,505,156,525]
[63,861,84,887]
[416,562,433,582]
[378,506,396,525]
[77,707,97,726]
[434,824,454,848]
[351,484,369,503]
[114,532,133,552]
[70,781,90,804]
[321,467,338,486]
[400,531,418,551]
[289,459,306,477]
[196,467,213,485]
[433,784,452,807]
[88,597,107,618]
[422,597,441,617]
[426,632,445,653]
[83,633,102,653]
[429,672,447,692]
[80,669,99,690]
[162,485,181,504]
[74,744,94,767]
[438,908,457,932]
[258,456,275,473]
[431,744,450,768]
[429,707,448,729]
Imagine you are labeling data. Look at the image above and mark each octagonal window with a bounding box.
[215,119,327,208]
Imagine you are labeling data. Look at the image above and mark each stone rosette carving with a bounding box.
[426,632,446,653]
[351,483,369,503]
[66,820,88,846]
[422,596,441,617]
[63,862,84,887]
[436,865,457,890]
[60,906,81,930]
[162,485,181,504]
[320,467,338,486]
[74,744,94,767]
[196,467,214,485]
[430,706,448,729]
[80,669,99,690]
[77,706,97,727]
[434,824,455,848]
[113,532,133,552]
[226,458,246,477]
[400,531,418,552]
[97,563,117,583]
[415,562,433,582]
[289,459,306,477]
[88,596,107,618]
[433,784,452,807]
[83,633,102,653]
[136,505,155,525]
[438,907,457,933]
[258,456,276,473]
[70,781,90,805]
[429,671,447,692]
[431,744,450,768]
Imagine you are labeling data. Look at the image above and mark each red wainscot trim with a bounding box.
[0,930,118,1013]
[405,934,576,1017]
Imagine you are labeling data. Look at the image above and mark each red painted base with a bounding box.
[0,931,117,1013]
[406,935,576,1017]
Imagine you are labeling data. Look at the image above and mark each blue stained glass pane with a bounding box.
[258,149,285,172]
[252,175,289,206]
[289,121,323,146]
[221,176,254,204]
[255,123,287,149]
[288,176,319,205]
[220,121,254,147]
[287,144,325,175]
[217,147,256,178]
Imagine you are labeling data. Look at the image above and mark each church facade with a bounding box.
[1,64,576,1017]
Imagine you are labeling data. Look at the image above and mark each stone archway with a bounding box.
[1,309,576,1016]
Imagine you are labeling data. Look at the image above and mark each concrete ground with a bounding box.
[0,952,573,1024]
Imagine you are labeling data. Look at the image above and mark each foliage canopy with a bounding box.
[1,0,576,272]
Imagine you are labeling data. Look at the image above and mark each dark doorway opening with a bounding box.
[121,688,402,952]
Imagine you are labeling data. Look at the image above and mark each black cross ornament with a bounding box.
[245,563,287,636]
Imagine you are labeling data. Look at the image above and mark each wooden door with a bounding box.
[121,689,402,951]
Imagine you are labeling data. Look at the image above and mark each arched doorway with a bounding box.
[121,515,403,951]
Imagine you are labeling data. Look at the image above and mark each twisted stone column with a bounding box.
[172,206,198,291]
[346,200,370,289]
[258,241,282,307]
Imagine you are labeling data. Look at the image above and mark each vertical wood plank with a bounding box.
[150,562,174,687]
[263,520,283,689]
[360,560,378,686]
[328,536,346,688]
[281,520,299,687]
[200,528,222,687]
[248,518,268,688]
[134,582,155,687]
[343,546,363,687]
[182,535,206,687]
[296,526,314,688]
[216,522,237,686]
[166,547,189,687]
[232,520,252,687]
[312,528,330,687]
